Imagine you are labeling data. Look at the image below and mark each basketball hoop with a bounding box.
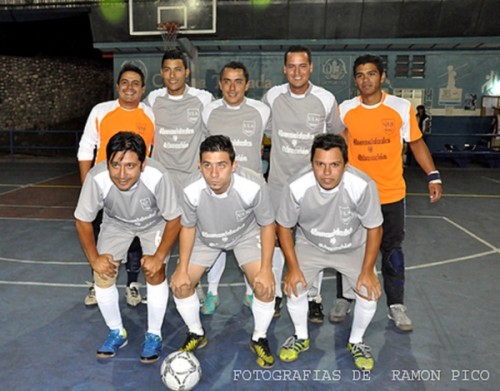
[158,22,181,50]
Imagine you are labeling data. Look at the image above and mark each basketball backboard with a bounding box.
[129,0,216,36]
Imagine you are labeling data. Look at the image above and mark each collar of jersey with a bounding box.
[223,98,245,110]
[316,180,341,194]
[359,91,385,109]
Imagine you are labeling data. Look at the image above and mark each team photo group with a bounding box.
[74,45,443,387]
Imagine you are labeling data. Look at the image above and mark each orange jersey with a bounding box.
[78,100,155,164]
[339,93,422,204]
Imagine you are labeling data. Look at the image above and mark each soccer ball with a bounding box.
[161,351,201,391]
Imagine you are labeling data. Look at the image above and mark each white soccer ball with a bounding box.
[161,351,201,391]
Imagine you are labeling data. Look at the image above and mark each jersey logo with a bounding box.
[235,209,250,222]
[242,120,256,136]
[306,113,321,130]
[381,118,395,135]
[140,197,152,211]
[187,108,200,124]
[339,206,353,225]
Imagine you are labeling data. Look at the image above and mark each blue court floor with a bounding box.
[0,158,498,390]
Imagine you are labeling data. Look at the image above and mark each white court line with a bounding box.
[0,215,498,288]
[0,204,75,209]
[0,171,78,197]
[482,176,500,184]
[0,217,75,222]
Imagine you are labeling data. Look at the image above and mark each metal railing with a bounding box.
[0,129,82,162]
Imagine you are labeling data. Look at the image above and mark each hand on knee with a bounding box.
[253,285,274,303]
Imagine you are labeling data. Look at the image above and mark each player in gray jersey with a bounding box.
[146,49,213,188]
[262,45,344,321]
[75,132,181,364]
[276,134,383,371]
[169,135,277,369]
[199,61,271,314]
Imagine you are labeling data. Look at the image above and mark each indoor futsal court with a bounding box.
[0,157,498,391]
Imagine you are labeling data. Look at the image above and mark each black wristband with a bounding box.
[427,171,442,184]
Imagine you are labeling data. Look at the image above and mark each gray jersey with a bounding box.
[277,165,383,253]
[147,86,213,177]
[262,82,343,190]
[202,98,270,174]
[74,158,181,231]
[181,166,275,250]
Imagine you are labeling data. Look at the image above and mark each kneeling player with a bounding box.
[277,134,383,371]
[170,135,276,368]
[75,132,181,363]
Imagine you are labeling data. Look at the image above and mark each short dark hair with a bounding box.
[106,131,147,164]
[311,134,348,164]
[219,61,249,83]
[117,64,145,86]
[200,135,236,164]
[162,48,188,69]
[284,45,312,65]
[353,54,385,76]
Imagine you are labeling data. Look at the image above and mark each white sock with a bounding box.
[272,247,284,298]
[251,297,274,341]
[286,291,309,340]
[146,279,169,337]
[207,252,226,295]
[244,274,253,295]
[95,284,123,332]
[308,271,324,300]
[174,292,204,336]
[349,294,377,344]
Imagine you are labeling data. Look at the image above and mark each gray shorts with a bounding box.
[295,236,373,300]
[190,228,262,269]
[97,220,169,263]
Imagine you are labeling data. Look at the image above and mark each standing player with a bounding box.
[78,64,155,307]
[75,132,181,363]
[262,45,344,320]
[277,134,382,371]
[169,135,276,369]
[199,61,271,313]
[146,48,213,189]
[331,54,443,331]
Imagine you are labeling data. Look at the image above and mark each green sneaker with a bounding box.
[180,331,208,352]
[201,292,220,315]
[279,335,310,362]
[242,293,253,308]
[250,338,275,368]
[347,342,374,371]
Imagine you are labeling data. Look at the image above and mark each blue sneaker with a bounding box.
[201,292,220,315]
[140,332,162,364]
[96,329,128,358]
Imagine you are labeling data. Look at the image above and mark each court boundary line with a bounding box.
[0,215,497,288]
[0,171,79,197]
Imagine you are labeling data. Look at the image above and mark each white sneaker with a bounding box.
[329,298,352,323]
[388,304,413,331]
[125,282,142,307]
[84,283,97,306]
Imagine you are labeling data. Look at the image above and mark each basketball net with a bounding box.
[158,22,181,50]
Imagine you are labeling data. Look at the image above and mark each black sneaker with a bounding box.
[308,300,324,323]
[273,296,283,318]
[250,338,275,368]
[179,331,208,352]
